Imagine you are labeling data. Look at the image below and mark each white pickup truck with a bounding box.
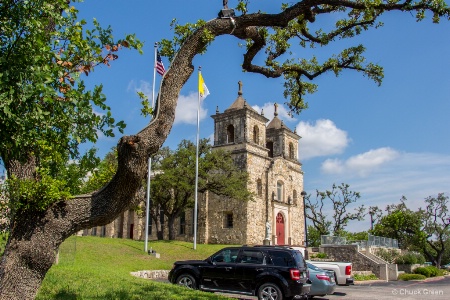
[287,246,354,285]
[307,260,354,285]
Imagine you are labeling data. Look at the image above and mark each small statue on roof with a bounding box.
[223,0,228,9]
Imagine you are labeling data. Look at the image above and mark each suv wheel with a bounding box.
[176,273,197,289]
[258,282,283,300]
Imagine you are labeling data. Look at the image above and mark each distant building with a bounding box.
[84,81,307,246]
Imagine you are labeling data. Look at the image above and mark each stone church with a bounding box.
[83,81,307,246]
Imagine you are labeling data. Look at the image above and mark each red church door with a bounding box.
[276,213,285,245]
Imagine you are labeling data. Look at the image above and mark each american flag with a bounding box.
[156,51,165,75]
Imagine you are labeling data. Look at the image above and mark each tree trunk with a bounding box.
[167,215,176,240]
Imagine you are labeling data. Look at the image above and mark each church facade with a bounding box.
[83,81,306,246]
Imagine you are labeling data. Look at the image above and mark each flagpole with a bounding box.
[145,43,158,253]
[193,67,203,250]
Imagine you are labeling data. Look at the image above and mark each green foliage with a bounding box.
[372,197,425,250]
[374,248,401,264]
[307,225,324,247]
[151,139,252,239]
[80,148,118,194]
[37,236,232,299]
[424,265,444,277]
[159,19,213,62]
[413,266,432,277]
[353,273,378,281]
[0,232,8,257]
[395,252,426,265]
[6,172,71,213]
[398,273,426,281]
[310,252,327,259]
[344,231,369,242]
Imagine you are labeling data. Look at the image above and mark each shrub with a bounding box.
[398,273,426,281]
[374,248,400,263]
[425,266,444,277]
[310,252,327,259]
[354,274,378,281]
[395,252,426,265]
[413,267,431,277]
[316,252,327,259]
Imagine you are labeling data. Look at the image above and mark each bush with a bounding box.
[395,252,426,265]
[413,267,432,277]
[316,252,327,259]
[374,248,400,263]
[354,274,378,281]
[398,273,426,281]
[426,266,444,277]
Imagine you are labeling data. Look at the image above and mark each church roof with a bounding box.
[267,103,284,130]
[224,81,259,114]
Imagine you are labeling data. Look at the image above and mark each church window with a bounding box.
[267,141,274,158]
[277,181,284,202]
[257,179,262,196]
[227,125,235,143]
[253,125,259,144]
[179,211,186,235]
[224,212,234,228]
[289,142,295,159]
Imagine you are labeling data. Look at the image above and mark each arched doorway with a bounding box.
[276,212,285,245]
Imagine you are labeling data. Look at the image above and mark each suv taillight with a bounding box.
[290,269,301,280]
[345,265,352,276]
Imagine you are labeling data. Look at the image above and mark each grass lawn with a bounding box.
[33,236,237,299]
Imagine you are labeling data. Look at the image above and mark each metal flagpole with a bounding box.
[193,67,203,250]
[145,43,158,253]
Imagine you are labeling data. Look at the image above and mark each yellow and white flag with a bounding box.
[199,72,210,100]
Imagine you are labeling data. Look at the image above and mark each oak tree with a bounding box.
[1,0,450,298]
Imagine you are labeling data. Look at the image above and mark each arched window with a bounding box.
[257,179,262,196]
[266,141,274,158]
[289,142,295,159]
[277,181,284,202]
[227,125,235,143]
[253,125,259,144]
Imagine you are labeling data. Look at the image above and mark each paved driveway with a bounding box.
[315,276,450,300]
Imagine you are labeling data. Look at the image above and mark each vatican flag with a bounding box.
[199,72,210,100]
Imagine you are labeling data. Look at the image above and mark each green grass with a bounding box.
[35,236,237,299]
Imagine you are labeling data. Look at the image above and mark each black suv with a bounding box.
[168,245,311,300]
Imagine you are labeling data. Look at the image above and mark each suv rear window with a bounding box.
[268,250,296,267]
[292,250,306,267]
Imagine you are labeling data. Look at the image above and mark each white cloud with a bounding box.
[127,80,152,98]
[174,92,208,125]
[321,147,400,177]
[305,152,450,232]
[296,119,350,159]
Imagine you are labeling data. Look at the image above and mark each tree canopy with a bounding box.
[151,138,252,240]
[1,0,450,299]
[373,193,450,267]
[305,183,365,236]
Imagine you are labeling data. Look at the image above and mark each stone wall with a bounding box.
[320,245,381,278]
[319,245,401,280]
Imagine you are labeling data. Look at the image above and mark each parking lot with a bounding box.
[312,276,450,300]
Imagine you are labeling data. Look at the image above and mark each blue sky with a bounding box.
[7,1,450,232]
